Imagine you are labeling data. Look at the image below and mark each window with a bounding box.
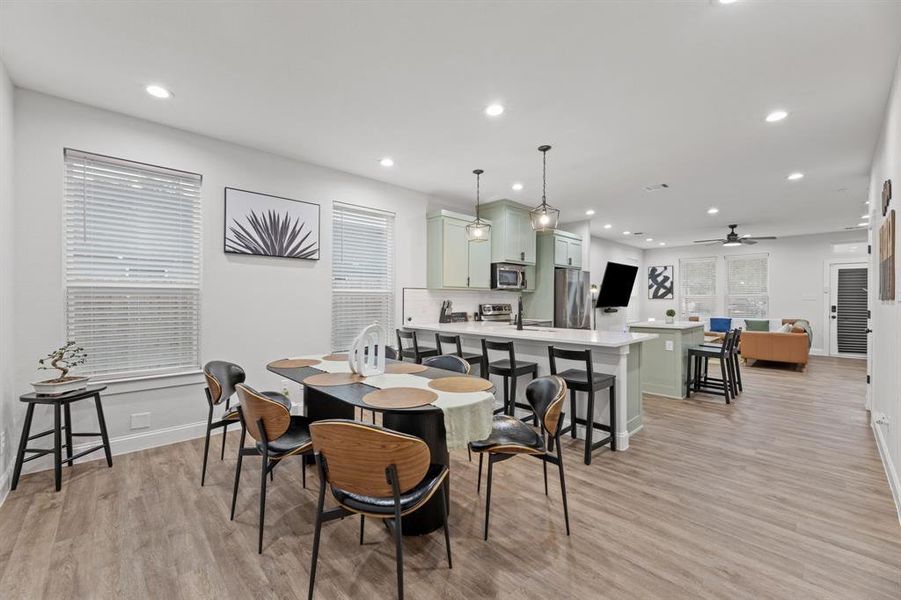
[331,202,395,350]
[726,253,769,318]
[64,149,202,379]
[679,257,717,319]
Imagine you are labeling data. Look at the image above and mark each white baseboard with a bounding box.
[0,460,12,509]
[872,419,901,526]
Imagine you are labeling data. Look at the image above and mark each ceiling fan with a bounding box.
[693,224,777,247]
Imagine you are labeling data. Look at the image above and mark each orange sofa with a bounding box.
[739,319,810,370]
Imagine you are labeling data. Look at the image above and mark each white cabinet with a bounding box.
[553,233,582,269]
[427,211,492,289]
[480,200,536,265]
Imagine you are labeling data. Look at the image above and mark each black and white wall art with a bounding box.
[648,265,674,299]
[224,187,320,260]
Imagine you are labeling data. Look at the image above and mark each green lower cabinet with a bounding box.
[627,323,705,399]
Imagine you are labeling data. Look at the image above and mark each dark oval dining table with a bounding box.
[268,358,493,536]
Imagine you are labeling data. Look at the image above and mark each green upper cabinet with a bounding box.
[551,230,582,269]
[427,211,492,289]
[479,200,536,265]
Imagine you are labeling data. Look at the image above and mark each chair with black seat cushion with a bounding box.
[686,329,736,403]
[548,346,616,464]
[700,328,742,395]
[422,354,471,374]
[308,420,451,600]
[396,329,439,363]
[230,383,313,554]
[201,361,247,486]
[468,375,569,541]
[481,339,538,419]
[435,334,484,375]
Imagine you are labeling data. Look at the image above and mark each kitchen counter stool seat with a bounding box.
[396,329,439,364]
[435,334,484,375]
[481,339,539,419]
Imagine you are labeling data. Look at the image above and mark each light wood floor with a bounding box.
[1,356,899,599]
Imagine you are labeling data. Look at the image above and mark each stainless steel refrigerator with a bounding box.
[554,269,591,329]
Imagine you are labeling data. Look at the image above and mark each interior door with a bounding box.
[829,262,868,357]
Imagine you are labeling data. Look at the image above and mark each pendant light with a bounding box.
[529,144,560,231]
[466,169,491,242]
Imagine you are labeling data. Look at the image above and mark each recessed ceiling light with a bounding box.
[787,172,804,181]
[765,109,788,122]
[719,0,738,4]
[511,182,523,191]
[865,200,870,205]
[858,222,868,227]
[603,223,612,229]
[585,209,595,216]
[379,157,394,167]
[707,207,719,215]
[145,84,172,99]
[485,104,504,117]
[861,214,870,219]
[658,242,666,246]
[622,231,631,235]
[645,237,654,242]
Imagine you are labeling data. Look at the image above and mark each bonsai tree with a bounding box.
[38,341,87,382]
[665,309,677,318]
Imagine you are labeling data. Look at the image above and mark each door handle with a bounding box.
[520,251,525,261]
[831,315,837,319]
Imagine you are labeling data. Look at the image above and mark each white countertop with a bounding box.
[405,321,657,348]
[628,321,705,330]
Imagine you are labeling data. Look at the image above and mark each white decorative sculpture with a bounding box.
[348,323,387,377]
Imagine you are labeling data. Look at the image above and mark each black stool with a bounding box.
[480,339,538,419]
[700,328,742,396]
[11,385,112,492]
[435,333,484,375]
[548,346,616,464]
[686,329,737,403]
[396,329,439,363]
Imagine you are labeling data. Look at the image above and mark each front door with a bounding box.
[828,262,868,357]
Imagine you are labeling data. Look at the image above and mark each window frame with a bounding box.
[725,252,770,319]
[678,256,718,319]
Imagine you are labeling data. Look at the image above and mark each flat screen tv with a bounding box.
[595,262,638,308]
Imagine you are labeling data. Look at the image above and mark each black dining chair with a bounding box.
[396,329,439,363]
[548,346,616,464]
[308,420,451,600]
[422,354,471,374]
[469,376,569,541]
[434,334,484,375]
[201,361,246,486]
[231,383,313,554]
[480,339,538,419]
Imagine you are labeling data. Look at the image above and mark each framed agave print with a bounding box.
[224,187,320,260]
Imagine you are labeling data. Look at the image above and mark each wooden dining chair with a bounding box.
[308,420,451,600]
[469,375,570,541]
[201,361,246,486]
[230,383,313,554]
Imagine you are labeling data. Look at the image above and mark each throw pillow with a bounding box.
[709,317,731,333]
[791,326,805,334]
[745,319,770,332]
[779,323,794,333]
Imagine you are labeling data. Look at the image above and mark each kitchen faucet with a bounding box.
[516,295,524,331]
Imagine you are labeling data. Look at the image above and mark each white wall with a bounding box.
[638,231,867,354]
[868,53,901,522]
[12,90,434,472]
[0,60,16,498]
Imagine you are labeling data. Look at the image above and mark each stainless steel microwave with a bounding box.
[491,263,527,290]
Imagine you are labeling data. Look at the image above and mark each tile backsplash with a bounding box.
[402,288,523,324]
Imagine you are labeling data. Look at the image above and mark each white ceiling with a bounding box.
[2,1,900,248]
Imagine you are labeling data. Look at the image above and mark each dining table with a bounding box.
[267,354,495,536]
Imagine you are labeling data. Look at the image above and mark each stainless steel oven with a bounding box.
[491,263,527,290]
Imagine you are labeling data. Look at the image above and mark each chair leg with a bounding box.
[483,456,494,541]
[221,422,228,460]
[556,450,570,536]
[584,390,595,465]
[609,383,617,452]
[509,375,517,418]
[440,480,452,569]
[201,407,213,486]
[734,353,743,391]
[230,428,247,520]
[393,505,405,600]
[532,367,539,426]
[259,453,269,554]
[359,515,365,545]
[10,403,35,491]
[476,452,483,493]
[543,456,548,496]
[308,476,326,600]
[302,457,307,489]
[63,402,74,467]
[502,376,509,415]
[467,446,472,462]
[720,359,731,404]
[569,389,577,439]
[685,356,693,398]
[94,394,113,468]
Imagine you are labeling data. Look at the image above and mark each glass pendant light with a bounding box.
[466,169,491,242]
[529,144,560,231]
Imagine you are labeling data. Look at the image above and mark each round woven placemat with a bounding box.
[385,362,428,374]
[362,387,438,409]
[303,372,364,387]
[428,376,493,393]
[268,358,321,369]
[322,353,349,362]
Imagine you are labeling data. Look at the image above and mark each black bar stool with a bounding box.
[480,339,538,418]
[686,329,736,403]
[548,346,616,464]
[701,328,742,396]
[11,385,112,492]
[396,329,439,363]
[434,333,484,375]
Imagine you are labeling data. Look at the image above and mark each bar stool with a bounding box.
[701,328,742,395]
[435,333,484,375]
[396,329,439,364]
[548,346,616,464]
[686,329,736,403]
[481,339,538,418]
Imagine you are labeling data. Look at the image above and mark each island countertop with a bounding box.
[405,321,657,348]
[629,321,705,330]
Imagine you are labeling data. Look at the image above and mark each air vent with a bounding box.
[644,183,670,192]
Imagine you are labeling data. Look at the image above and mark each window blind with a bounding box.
[726,253,769,319]
[679,257,717,318]
[64,149,202,379]
[331,202,395,351]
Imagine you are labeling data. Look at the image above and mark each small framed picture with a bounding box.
[648,265,674,299]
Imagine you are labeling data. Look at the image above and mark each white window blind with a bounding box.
[679,257,717,319]
[331,202,395,351]
[726,253,769,318]
[64,149,202,379]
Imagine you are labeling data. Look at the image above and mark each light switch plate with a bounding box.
[130,412,151,430]
[665,340,674,351]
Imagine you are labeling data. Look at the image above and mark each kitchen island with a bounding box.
[404,321,656,450]
[628,321,705,399]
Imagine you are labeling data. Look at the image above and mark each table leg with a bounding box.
[53,403,62,492]
[11,403,35,491]
[63,401,74,466]
[94,394,113,467]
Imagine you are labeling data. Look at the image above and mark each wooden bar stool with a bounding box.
[11,385,112,492]
[548,346,616,464]
[434,333,484,375]
[480,339,538,419]
[396,329,439,364]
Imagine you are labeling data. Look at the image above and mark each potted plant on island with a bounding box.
[665,309,677,324]
[32,341,89,395]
